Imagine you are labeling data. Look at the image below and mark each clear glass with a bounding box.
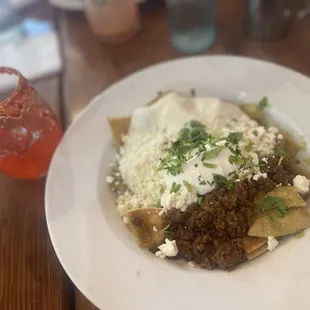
[245,0,293,40]
[0,67,63,179]
[84,0,140,43]
[166,0,215,54]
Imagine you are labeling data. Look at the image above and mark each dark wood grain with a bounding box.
[75,294,98,310]
[0,77,73,310]
[58,1,310,309]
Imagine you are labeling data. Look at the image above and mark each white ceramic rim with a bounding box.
[46,55,310,310]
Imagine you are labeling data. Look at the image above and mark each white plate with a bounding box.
[46,56,310,310]
[48,0,84,11]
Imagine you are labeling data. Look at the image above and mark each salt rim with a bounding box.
[0,67,36,119]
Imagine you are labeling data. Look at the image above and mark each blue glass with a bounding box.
[166,0,215,55]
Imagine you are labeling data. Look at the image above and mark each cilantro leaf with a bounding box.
[189,120,205,129]
[259,196,289,219]
[183,180,192,192]
[258,96,269,110]
[203,162,217,168]
[226,132,243,145]
[158,121,218,176]
[228,155,245,165]
[196,195,204,205]
[211,174,236,190]
[202,147,224,161]
[198,175,206,185]
[170,182,181,193]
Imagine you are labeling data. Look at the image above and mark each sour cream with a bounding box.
[163,147,238,195]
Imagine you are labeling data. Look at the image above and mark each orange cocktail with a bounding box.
[0,67,62,179]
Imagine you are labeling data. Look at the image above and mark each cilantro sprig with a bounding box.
[170,182,181,193]
[228,155,245,165]
[258,96,269,110]
[158,121,218,176]
[209,174,236,190]
[226,132,243,145]
[259,196,289,219]
[226,132,243,155]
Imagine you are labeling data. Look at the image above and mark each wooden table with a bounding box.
[1,1,310,309]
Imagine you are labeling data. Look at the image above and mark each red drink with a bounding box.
[0,67,63,179]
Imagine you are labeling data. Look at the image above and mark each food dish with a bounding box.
[107,91,310,271]
[46,56,310,310]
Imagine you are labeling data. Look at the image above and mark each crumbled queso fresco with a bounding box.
[155,238,178,259]
[267,236,279,251]
[107,93,310,260]
[293,175,310,194]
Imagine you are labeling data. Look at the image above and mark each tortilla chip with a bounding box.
[107,91,173,146]
[108,116,131,146]
[242,236,267,254]
[247,244,268,260]
[248,207,310,237]
[126,208,166,249]
[268,186,307,208]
